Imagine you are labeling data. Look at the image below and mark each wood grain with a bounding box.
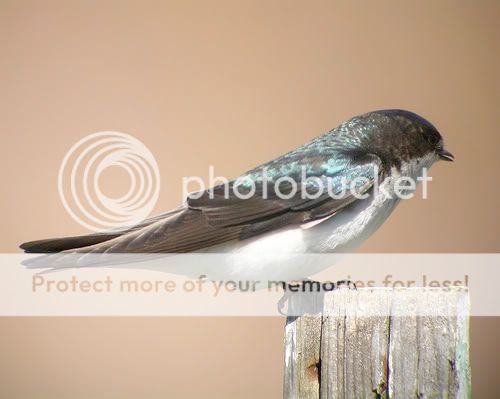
[283,287,470,399]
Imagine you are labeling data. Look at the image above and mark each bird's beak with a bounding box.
[438,148,454,162]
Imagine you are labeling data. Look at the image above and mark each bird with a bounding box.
[20,109,453,275]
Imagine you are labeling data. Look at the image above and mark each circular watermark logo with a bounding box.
[58,131,160,232]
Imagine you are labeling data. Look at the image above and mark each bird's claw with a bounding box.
[334,279,357,290]
[277,281,302,316]
[277,279,357,315]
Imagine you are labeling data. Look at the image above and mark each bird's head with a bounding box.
[337,109,454,172]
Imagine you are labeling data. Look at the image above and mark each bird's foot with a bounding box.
[277,281,302,316]
[334,279,357,290]
[277,279,357,315]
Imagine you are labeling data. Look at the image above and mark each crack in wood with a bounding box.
[283,287,471,399]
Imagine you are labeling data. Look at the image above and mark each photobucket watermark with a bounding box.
[182,165,433,202]
[57,131,433,233]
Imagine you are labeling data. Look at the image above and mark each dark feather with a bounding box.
[47,153,382,253]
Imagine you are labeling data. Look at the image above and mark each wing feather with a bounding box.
[69,153,382,253]
[21,149,382,253]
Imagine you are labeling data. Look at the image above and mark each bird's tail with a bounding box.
[19,208,182,254]
[19,232,122,253]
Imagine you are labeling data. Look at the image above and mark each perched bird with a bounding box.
[20,109,453,260]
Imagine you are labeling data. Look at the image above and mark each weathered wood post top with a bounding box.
[283,287,470,399]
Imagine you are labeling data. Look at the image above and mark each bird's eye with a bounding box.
[425,131,441,147]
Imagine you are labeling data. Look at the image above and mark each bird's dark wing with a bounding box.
[66,151,382,253]
[188,150,382,226]
[21,151,383,253]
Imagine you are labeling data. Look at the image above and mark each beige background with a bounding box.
[1,1,499,397]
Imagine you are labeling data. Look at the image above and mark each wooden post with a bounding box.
[283,287,470,398]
